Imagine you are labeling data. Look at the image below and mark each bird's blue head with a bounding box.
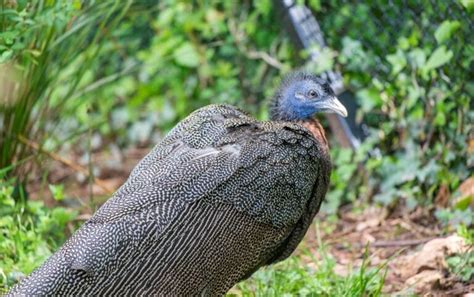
[270,72,347,121]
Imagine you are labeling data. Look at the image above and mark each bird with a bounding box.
[8,71,347,296]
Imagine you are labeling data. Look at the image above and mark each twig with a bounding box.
[369,238,435,247]
[245,50,285,70]
[18,135,114,194]
[335,237,435,249]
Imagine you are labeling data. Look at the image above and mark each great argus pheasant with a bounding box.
[8,72,347,296]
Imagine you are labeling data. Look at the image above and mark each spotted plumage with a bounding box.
[8,72,347,296]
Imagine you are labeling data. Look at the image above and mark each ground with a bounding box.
[26,145,473,296]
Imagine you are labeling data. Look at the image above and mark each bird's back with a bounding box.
[9,104,330,296]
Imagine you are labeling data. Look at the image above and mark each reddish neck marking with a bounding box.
[299,119,329,152]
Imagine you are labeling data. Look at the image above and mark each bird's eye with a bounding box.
[308,90,317,98]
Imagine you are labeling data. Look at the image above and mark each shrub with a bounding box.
[0,180,77,291]
[0,0,131,173]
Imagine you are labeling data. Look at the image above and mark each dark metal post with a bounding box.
[274,0,364,149]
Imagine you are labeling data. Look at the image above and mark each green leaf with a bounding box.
[434,112,446,126]
[0,31,18,45]
[254,0,272,16]
[16,0,28,9]
[386,49,406,75]
[72,0,82,10]
[205,8,224,23]
[454,195,473,210]
[308,0,322,11]
[0,186,15,207]
[435,20,461,43]
[457,224,474,244]
[423,46,453,73]
[173,43,200,68]
[48,184,65,201]
[51,208,77,225]
[460,0,474,11]
[408,48,426,69]
[0,50,13,63]
[356,88,382,112]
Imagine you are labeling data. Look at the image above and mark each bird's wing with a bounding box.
[201,118,327,266]
[63,105,251,272]
[109,117,326,295]
[11,104,326,295]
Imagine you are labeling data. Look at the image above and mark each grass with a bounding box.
[446,225,474,282]
[233,257,386,296]
[0,0,132,173]
[0,181,77,293]
[232,225,387,296]
[0,177,388,295]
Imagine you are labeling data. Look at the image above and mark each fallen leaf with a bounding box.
[435,184,450,208]
[459,177,474,195]
[468,135,474,154]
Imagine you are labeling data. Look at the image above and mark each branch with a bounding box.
[245,50,285,70]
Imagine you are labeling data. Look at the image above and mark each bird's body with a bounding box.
[9,73,346,296]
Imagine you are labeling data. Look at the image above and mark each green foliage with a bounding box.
[457,224,474,245]
[446,225,474,282]
[0,0,132,171]
[234,257,385,296]
[0,181,77,292]
[3,1,470,219]
[447,254,474,282]
[313,1,473,217]
[435,208,473,227]
[75,0,295,147]
[48,184,65,202]
[0,0,472,293]
[324,148,361,213]
[234,229,386,296]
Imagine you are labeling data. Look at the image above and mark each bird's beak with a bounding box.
[321,96,348,117]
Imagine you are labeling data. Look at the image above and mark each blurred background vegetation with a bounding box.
[0,0,473,295]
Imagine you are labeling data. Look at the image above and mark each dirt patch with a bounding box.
[306,206,473,295]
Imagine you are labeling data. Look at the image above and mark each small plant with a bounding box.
[0,0,132,173]
[314,1,473,219]
[233,224,387,296]
[0,180,78,292]
[446,225,474,282]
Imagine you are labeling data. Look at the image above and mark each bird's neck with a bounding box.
[299,119,329,154]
